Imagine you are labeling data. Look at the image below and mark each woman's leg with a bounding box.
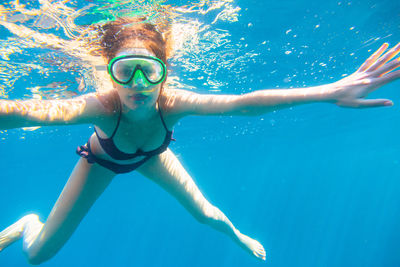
[0,158,116,265]
[137,149,266,261]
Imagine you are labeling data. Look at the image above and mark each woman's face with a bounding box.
[112,47,163,111]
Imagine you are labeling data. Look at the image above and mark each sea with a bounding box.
[0,0,400,266]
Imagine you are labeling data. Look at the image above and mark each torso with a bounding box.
[88,90,176,165]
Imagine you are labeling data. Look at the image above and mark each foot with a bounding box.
[0,214,39,252]
[236,231,266,261]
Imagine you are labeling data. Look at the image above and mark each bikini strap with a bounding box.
[110,96,122,138]
[93,93,122,140]
[157,103,170,133]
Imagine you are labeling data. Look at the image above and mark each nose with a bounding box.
[132,70,149,87]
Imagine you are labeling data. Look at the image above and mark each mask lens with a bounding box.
[136,58,163,83]
[112,58,135,83]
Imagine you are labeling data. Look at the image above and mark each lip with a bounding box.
[130,93,148,101]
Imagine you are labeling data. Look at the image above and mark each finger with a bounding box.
[381,69,400,83]
[339,98,393,108]
[376,57,400,77]
[367,42,400,73]
[337,98,393,108]
[357,43,389,73]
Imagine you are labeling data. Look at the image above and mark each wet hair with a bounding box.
[98,17,170,66]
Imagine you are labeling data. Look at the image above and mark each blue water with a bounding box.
[1,0,400,266]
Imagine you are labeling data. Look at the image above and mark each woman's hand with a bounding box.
[331,43,400,108]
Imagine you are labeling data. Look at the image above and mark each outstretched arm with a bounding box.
[0,92,110,130]
[167,43,400,118]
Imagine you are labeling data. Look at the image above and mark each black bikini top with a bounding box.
[94,99,173,161]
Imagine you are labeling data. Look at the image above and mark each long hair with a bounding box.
[97,17,171,66]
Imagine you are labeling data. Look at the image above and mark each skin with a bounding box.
[0,41,400,264]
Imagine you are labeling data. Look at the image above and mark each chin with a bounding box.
[124,97,156,109]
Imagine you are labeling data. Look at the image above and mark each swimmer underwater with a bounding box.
[1,17,400,264]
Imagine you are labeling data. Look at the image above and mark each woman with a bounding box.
[0,18,399,264]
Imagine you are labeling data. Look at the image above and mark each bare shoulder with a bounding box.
[159,88,238,118]
[86,90,122,128]
[158,89,197,125]
[57,90,120,126]
[159,88,201,113]
[92,90,120,115]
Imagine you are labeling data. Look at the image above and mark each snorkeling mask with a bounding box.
[107,55,167,92]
